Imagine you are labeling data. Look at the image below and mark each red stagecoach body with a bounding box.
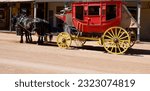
[72,1,122,33]
[55,0,138,54]
[55,1,137,33]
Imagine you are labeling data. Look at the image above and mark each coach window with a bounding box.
[88,6,100,15]
[106,5,116,20]
[75,6,84,20]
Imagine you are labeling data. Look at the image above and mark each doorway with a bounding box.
[37,3,44,19]
[0,3,9,30]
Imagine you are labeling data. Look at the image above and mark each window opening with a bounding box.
[88,6,100,15]
[106,5,116,20]
[75,6,84,20]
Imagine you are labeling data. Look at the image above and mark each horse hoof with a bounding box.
[38,43,43,45]
[26,41,29,43]
[38,43,41,45]
[37,42,43,45]
[29,40,33,43]
[20,41,23,43]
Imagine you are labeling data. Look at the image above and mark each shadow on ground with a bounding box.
[46,42,150,55]
[75,45,150,56]
[126,48,150,56]
[39,42,150,55]
[17,41,150,56]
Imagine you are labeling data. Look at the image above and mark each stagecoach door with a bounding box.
[87,6,101,26]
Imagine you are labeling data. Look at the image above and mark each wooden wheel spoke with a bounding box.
[66,40,71,45]
[116,44,121,53]
[120,40,129,43]
[115,28,118,37]
[117,29,122,37]
[62,43,67,47]
[104,35,113,39]
[66,38,71,41]
[64,44,68,47]
[119,35,129,40]
[61,44,63,47]
[119,32,125,38]
[58,42,62,44]
[105,41,113,46]
[111,29,115,36]
[105,42,115,48]
[111,43,116,49]
[110,47,114,52]
[107,31,114,38]
[104,39,111,41]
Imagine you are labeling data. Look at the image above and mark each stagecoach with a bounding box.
[55,0,138,54]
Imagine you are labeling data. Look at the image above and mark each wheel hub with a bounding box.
[62,38,66,43]
[113,38,119,43]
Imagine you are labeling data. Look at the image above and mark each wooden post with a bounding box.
[9,3,12,31]
[34,1,37,19]
[33,1,37,29]
[137,1,141,42]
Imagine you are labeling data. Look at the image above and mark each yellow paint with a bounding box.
[102,26,131,54]
[57,32,72,49]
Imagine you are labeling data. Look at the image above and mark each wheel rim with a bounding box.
[128,30,136,48]
[102,27,130,54]
[57,32,72,48]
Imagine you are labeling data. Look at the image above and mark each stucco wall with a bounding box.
[141,8,150,41]
[48,3,64,27]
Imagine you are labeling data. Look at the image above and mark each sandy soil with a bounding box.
[0,32,150,74]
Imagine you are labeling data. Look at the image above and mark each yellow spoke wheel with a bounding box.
[102,27,130,54]
[128,29,137,48]
[57,32,72,49]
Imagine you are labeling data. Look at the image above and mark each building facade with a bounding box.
[0,0,150,41]
[0,3,10,30]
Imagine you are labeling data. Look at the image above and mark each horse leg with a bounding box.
[26,31,31,43]
[20,35,23,43]
[37,36,44,45]
[44,35,48,42]
[29,33,32,43]
[49,34,53,42]
[27,32,32,43]
[40,36,44,44]
[25,31,29,43]
[20,30,23,43]
[37,36,41,45]
[26,31,32,43]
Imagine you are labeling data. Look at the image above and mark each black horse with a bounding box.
[15,14,33,43]
[34,18,52,45]
[15,15,52,45]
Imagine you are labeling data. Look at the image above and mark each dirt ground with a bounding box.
[0,31,150,74]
